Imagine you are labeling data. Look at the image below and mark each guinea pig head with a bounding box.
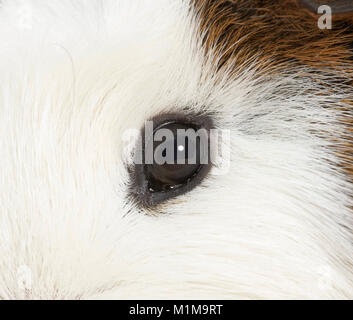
[0,0,352,299]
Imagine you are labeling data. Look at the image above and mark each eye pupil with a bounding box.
[145,122,204,192]
[129,113,213,208]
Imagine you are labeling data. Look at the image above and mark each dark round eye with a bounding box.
[146,122,205,192]
[129,113,213,208]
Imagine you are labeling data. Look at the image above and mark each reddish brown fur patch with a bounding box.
[192,0,353,187]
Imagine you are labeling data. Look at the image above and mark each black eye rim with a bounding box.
[128,111,215,209]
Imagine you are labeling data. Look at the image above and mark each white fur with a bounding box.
[0,0,352,299]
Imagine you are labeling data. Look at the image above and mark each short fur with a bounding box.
[0,0,352,299]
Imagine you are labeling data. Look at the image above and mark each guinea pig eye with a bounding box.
[129,113,213,208]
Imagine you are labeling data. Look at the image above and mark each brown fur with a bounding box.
[299,0,353,15]
[192,0,353,188]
